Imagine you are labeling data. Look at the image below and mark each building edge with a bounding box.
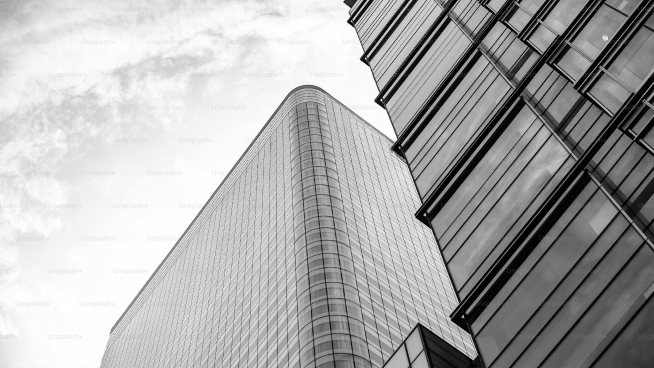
[108,84,397,335]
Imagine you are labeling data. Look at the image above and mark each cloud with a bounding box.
[0,0,385,365]
[0,0,295,358]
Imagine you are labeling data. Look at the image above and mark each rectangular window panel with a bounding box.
[446,135,571,290]
[556,47,592,81]
[528,0,590,52]
[589,73,632,113]
[470,182,598,336]
[492,216,630,368]
[607,18,654,90]
[627,104,654,135]
[452,0,492,36]
[476,189,620,365]
[529,24,557,52]
[507,6,532,32]
[413,68,511,199]
[355,0,406,50]
[405,57,488,164]
[370,0,443,90]
[440,125,549,254]
[513,52,539,82]
[572,5,626,59]
[543,245,654,367]
[543,0,589,34]
[459,156,575,298]
[505,0,546,32]
[386,22,471,134]
[483,22,532,77]
[592,289,654,367]
[488,0,510,13]
[513,224,644,367]
[556,3,629,80]
[412,64,497,176]
[606,0,641,15]
[431,105,538,238]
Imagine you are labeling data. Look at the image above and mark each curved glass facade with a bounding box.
[99,86,474,368]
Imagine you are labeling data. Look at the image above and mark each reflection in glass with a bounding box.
[476,190,617,364]
[578,8,624,58]
[593,293,654,367]
[529,25,556,52]
[607,20,654,90]
[448,136,570,289]
[513,226,643,367]
[543,245,654,367]
[543,0,589,34]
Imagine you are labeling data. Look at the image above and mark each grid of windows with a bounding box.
[100,86,474,368]
[349,0,654,365]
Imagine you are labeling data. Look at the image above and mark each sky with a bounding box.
[0,0,392,366]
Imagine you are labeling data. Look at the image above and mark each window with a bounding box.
[528,0,590,52]
[556,1,634,80]
[589,13,654,113]
[476,188,621,365]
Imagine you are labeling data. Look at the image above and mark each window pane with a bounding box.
[521,0,547,14]
[488,0,509,13]
[405,57,488,164]
[589,73,631,113]
[405,329,423,361]
[543,245,654,367]
[470,182,598,335]
[572,5,626,58]
[371,0,443,89]
[513,226,644,367]
[447,135,570,290]
[461,158,576,301]
[637,109,654,134]
[607,23,654,90]
[441,125,549,257]
[386,23,471,134]
[414,68,511,198]
[431,105,537,237]
[507,6,531,32]
[557,47,592,81]
[543,0,589,34]
[384,346,409,368]
[606,0,641,16]
[529,25,556,52]
[475,190,618,364]
[593,292,654,367]
[491,215,630,368]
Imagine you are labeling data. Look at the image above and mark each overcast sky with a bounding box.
[0,0,391,366]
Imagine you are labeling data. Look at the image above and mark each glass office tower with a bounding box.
[100,86,475,368]
[346,0,654,366]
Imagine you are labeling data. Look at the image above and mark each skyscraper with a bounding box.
[347,0,654,366]
[100,86,475,368]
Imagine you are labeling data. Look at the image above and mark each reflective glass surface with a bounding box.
[382,324,473,368]
[100,87,474,368]
[368,0,443,90]
[349,0,654,366]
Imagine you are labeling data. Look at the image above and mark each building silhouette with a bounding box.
[346,0,654,366]
[100,86,476,368]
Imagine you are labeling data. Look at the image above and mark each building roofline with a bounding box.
[109,84,395,335]
[306,85,396,144]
